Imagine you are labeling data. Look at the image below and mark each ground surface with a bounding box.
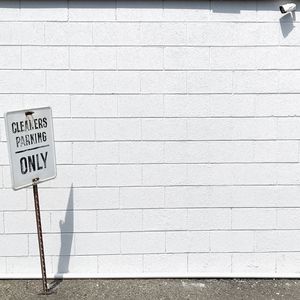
[0,279,299,299]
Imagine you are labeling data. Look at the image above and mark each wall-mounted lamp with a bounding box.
[279,3,296,14]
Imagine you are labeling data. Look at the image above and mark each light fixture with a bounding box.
[279,3,296,14]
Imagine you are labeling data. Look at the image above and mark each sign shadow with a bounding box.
[48,184,74,294]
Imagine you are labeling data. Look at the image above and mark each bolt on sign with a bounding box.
[5,107,56,294]
[5,107,56,190]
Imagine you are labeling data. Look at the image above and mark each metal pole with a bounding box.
[32,178,48,294]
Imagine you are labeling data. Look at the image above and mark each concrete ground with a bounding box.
[1,279,300,300]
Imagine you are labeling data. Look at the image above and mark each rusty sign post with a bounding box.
[5,107,57,294]
[33,177,48,294]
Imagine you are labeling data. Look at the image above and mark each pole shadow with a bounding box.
[48,184,74,294]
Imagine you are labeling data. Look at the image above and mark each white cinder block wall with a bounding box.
[0,0,300,278]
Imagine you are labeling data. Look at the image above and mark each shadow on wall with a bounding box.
[49,184,74,291]
[57,184,74,274]
[280,12,296,37]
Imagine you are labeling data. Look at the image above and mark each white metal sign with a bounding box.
[5,107,56,190]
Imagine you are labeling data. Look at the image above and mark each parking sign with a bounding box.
[5,107,57,190]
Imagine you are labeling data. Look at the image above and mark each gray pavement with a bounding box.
[0,279,299,300]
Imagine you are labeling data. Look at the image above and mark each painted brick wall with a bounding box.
[0,0,300,277]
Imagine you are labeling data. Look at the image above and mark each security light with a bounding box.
[279,3,296,13]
